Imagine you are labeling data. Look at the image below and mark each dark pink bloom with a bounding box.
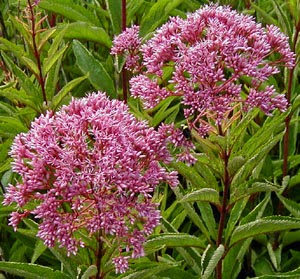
[113,5,295,136]
[3,93,178,273]
[111,25,141,71]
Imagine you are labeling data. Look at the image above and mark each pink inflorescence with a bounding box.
[111,25,142,71]
[113,5,295,136]
[3,92,178,273]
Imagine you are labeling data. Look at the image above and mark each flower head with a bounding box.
[113,5,295,135]
[111,25,142,71]
[3,92,178,273]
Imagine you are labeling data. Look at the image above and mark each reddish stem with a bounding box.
[28,0,47,105]
[121,0,128,103]
[216,125,231,279]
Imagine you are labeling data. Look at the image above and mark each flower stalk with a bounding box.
[27,0,47,105]
[121,0,128,103]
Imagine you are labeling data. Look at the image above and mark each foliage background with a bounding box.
[0,0,299,278]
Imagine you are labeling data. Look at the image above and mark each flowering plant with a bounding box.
[0,1,299,279]
[112,5,294,136]
[111,4,299,279]
[3,93,178,275]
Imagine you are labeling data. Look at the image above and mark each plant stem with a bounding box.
[282,23,300,177]
[216,125,230,279]
[121,0,128,103]
[27,0,47,105]
[95,232,104,279]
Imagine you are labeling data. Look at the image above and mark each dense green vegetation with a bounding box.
[0,0,299,278]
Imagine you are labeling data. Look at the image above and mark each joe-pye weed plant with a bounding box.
[0,1,300,279]
[112,3,300,278]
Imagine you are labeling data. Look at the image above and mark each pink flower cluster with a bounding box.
[111,25,142,71]
[3,93,178,273]
[112,5,295,136]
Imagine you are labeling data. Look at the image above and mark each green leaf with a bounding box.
[0,116,27,136]
[229,110,259,153]
[251,2,278,25]
[49,248,77,278]
[223,238,253,279]
[231,132,285,189]
[51,74,88,111]
[171,186,211,241]
[72,40,116,97]
[197,202,217,241]
[230,216,300,247]
[157,267,198,279]
[151,99,180,127]
[267,242,282,271]
[144,233,206,251]
[180,188,220,206]
[250,266,300,278]
[31,240,47,264]
[0,262,71,279]
[8,15,31,47]
[39,0,100,26]
[21,57,39,77]
[105,0,121,34]
[1,52,42,104]
[194,160,219,190]
[45,54,61,101]
[288,0,300,24]
[201,244,224,279]
[160,217,203,275]
[169,161,210,189]
[231,181,283,203]
[0,37,25,58]
[43,44,69,75]
[140,0,184,36]
[0,88,38,111]
[38,28,57,52]
[276,193,300,218]
[120,263,178,279]
[59,22,111,48]
[272,0,293,37]
[240,112,287,159]
[80,265,97,279]
[225,197,249,242]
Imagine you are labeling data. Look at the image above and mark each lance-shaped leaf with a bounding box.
[276,193,300,218]
[38,0,100,26]
[1,52,41,102]
[250,266,300,278]
[0,262,71,279]
[171,186,211,241]
[105,0,121,35]
[231,132,284,188]
[60,22,111,48]
[151,99,180,127]
[81,265,97,279]
[51,74,88,111]
[121,262,179,279]
[169,161,211,190]
[201,244,225,279]
[140,0,184,36]
[43,44,69,75]
[161,217,202,275]
[180,188,221,207]
[31,240,47,264]
[230,181,283,204]
[72,40,116,97]
[230,216,300,247]
[144,233,206,251]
